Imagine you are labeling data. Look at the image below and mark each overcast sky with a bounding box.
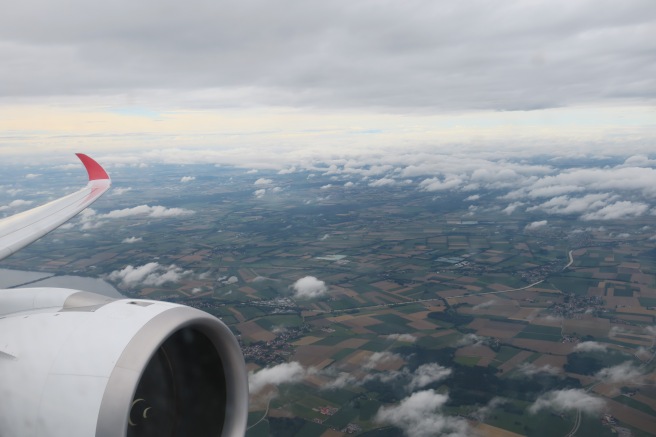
[1,0,654,164]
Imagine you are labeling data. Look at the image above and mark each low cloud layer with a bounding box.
[121,236,142,244]
[102,204,195,219]
[107,262,192,287]
[595,361,646,385]
[515,363,560,377]
[574,341,608,352]
[529,389,605,415]
[326,358,451,394]
[291,276,328,299]
[374,390,470,437]
[249,361,308,395]
[386,333,417,343]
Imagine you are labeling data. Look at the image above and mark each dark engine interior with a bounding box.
[127,327,227,437]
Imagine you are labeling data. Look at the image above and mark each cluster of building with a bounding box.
[549,294,605,318]
[515,259,563,283]
[241,325,310,366]
[248,297,299,314]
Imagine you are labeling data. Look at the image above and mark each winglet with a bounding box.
[76,153,110,181]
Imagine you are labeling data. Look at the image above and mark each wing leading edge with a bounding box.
[0,154,111,261]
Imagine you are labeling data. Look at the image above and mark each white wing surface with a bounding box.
[0,153,111,261]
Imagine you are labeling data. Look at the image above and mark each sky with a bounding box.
[0,0,654,166]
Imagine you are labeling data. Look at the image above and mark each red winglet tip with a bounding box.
[76,153,110,181]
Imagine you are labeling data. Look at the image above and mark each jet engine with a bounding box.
[0,288,248,437]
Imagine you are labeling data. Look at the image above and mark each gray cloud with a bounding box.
[595,361,646,384]
[574,341,608,352]
[386,333,417,343]
[529,389,605,415]
[515,362,560,377]
[0,0,653,113]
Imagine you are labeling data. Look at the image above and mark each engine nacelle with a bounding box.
[0,288,248,437]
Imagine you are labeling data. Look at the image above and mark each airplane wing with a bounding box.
[0,153,111,261]
[0,155,248,437]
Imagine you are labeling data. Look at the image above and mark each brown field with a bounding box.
[330,315,381,328]
[468,319,525,339]
[238,268,257,281]
[228,307,246,322]
[633,393,656,412]
[616,306,656,316]
[238,286,258,295]
[605,398,656,435]
[531,354,566,369]
[237,321,276,342]
[475,422,524,437]
[462,303,520,319]
[562,318,610,337]
[293,336,322,346]
[456,345,495,359]
[294,345,341,367]
[508,307,541,322]
[409,319,439,330]
[334,338,369,349]
[498,351,533,374]
[529,314,562,327]
[509,339,573,355]
[320,430,344,437]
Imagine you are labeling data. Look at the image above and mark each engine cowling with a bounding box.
[0,288,248,437]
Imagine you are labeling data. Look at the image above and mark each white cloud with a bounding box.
[472,397,507,422]
[111,187,132,195]
[515,362,560,377]
[121,236,142,243]
[278,167,296,174]
[407,363,452,391]
[456,333,486,347]
[254,178,273,186]
[364,352,403,370]
[386,333,417,343]
[253,188,266,198]
[465,194,480,201]
[102,204,194,219]
[581,201,649,221]
[529,389,605,415]
[525,220,548,230]
[595,361,646,384]
[107,262,192,287]
[291,276,328,299]
[472,300,495,310]
[368,178,397,187]
[502,202,524,215]
[180,176,196,183]
[374,390,470,437]
[25,173,41,179]
[574,341,608,352]
[418,176,463,192]
[344,181,354,188]
[0,199,33,211]
[320,184,332,190]
[249,361,307,395]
